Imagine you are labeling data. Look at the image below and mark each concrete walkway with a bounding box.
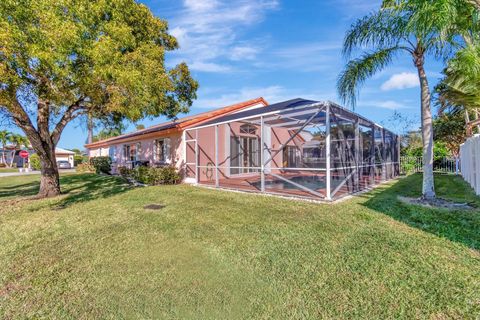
[0,169,75,178]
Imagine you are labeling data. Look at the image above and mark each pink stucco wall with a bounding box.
[89,133,183,175]
[193,122,304,183]
[88,121,304,181]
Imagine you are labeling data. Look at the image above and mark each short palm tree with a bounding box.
[337,0,475,200]
[9,134,30,167]
[0,130,12,166]
[437,44,480,114]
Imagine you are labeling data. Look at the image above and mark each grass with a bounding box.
[0,167,21,173]
[0,173,479,319]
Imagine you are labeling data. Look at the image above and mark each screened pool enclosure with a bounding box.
[184,99,400,201]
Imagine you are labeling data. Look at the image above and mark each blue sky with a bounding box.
[52,0,444,149]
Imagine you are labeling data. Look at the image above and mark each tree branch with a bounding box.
[37,99,50,142]
[51,99,85,145]
[9,98,43,154]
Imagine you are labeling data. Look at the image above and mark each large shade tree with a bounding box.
[0,0,198,197]
[337,0,475,200]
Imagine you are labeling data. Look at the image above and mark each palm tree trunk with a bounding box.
[1,142,6,165]
[87,114,93,144]
[9,144,16,168]
[415,53,436,199]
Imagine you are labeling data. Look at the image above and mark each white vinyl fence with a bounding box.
[460,134,480,195]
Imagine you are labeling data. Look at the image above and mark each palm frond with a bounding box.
[436,44,480,112]
[337,47,399,108]
[342,9,408,58]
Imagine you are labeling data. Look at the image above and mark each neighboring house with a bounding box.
[85,98,269,175]
[1,146,75,168]
[55,148,75,168]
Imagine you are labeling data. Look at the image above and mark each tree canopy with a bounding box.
[0,0,198,197]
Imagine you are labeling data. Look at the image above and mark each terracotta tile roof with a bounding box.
[85,97,268,149]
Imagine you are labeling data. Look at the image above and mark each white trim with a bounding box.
[184,102,327,132]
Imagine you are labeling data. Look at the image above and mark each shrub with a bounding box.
[89,156,112,174]
[159,166,181,185]
[132,165,149,184]
[118,166,132,177]
[73,155,84,166]
[131,165,180,185]
[29,153,41,170]
[76,163,95,173]
[0,163,6,168]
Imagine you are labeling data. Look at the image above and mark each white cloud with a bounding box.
[184,0,219,12]
[230,46,259,61]
[188,61,232,73]
[359,100,412,110]
[168,0,279,72]
[251,42,342,72]
[381,72,419,91]
[191,85,336,109]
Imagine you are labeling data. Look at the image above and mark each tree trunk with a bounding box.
[10,147,16,168]
[1,142,6,166]
[37,146,60,198]
[9,97,82,199]
[415,53,436,200]
[87,114,93,144]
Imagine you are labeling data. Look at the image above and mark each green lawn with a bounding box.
[0,173,479,319]
[0,167,21,173]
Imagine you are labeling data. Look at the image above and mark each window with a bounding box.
[154,138,170,163]
[239,124,257,135]
[123,144,137,162]
[109,146,117,161]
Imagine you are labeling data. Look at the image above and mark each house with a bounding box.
[54,148,75,168]
[85,98,269,175]
[1,146,75,168]
[86,97,400,201]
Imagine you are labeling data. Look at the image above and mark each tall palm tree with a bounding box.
[337,0,475,200]
[0,130,12,166]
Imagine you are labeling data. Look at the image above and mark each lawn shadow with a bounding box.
[360,174,480,251]
[0,173,133,209]
[0,181,41,199]
[56,174,132,208]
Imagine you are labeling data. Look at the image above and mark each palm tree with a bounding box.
[9,134,30,167]
[0,130,12,166]
[436,44,480,115]
[337,0,475,200]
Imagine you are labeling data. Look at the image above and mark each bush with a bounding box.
[131,165,180,185]
[73,155,84,166]
[89,156,112,174]
[29,154,41,170]
[118,166,132,177]
[0,163,6,168]
[76,163,95,173]
[159,166,181,185]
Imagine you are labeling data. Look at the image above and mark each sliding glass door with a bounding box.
[230,136,260,174]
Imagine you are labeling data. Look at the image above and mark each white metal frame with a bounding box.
[183,101,400,201]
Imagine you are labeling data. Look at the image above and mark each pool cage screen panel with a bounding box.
[185,101,399,201]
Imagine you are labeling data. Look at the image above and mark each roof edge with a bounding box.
[84,97,268,149]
